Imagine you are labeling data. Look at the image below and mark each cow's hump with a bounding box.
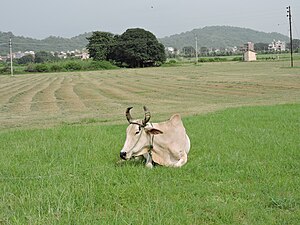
[170,114,182,126]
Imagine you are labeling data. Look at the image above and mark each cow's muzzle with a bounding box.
[120,152,127,160]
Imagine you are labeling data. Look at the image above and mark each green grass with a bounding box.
[0,104,299,224]
[176,53,300,65]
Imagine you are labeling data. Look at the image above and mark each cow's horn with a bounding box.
[126,107,134,123]
[142,106,151,125]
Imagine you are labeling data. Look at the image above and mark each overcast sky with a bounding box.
[1,0,299,39]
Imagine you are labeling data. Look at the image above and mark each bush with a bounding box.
[50,64,64,72]
[0,66,10,74]
[87,61,118,70]
[9,59,119,74]
[168,59,177,64]
[162,59,178,67]
[35,64,49,72]
[232,57,243,61]
[213,57,227,62]
[25,64,37,72]
[198,57,228,62]
[198,58,210,62]
[64,61,82,71]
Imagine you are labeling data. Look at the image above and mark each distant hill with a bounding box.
[0,26,290,55]
[0,32,91,55]
[159,26,289,49]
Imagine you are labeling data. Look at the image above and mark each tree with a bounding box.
[112,28,166,68]
[291,39,300,52]
[35,51,57,63]
[86,31,116,61]
[200,47,209,56]
[182,46,195,57]
[254,43,269,52]
[18,54,34,64]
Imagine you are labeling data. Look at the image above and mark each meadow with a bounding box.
[0,61,299,224]
[0,61,300,130]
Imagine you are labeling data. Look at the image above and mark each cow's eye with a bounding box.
[135,131,140,135]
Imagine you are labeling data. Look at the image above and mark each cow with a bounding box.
[119,106,190,168]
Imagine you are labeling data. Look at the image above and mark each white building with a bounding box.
[165,47,179,55]
[268,40,286,51]
[24,51,35,56]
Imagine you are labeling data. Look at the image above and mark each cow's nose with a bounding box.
[120,152,127,160]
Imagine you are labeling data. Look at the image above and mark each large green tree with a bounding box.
[18,54,34,65]
[86,29,166,68]
[35,51,57,63]
[182,46,195,57]
[254,43,269,52]
[86,31,116,61]
[112,28,166,67]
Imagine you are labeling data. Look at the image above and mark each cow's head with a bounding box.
[120,106,163,160]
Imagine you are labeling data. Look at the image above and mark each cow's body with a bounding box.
[120,107,190,168]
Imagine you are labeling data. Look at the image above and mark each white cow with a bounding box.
[120,106,190,168]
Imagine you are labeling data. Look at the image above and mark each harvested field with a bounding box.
[0,61,299,130]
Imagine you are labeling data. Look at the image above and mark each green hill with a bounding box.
[0,26,290,55]
[0,32,91,55]
[159,26,289,49]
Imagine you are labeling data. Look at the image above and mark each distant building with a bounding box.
[81,52,89,60]
[165,47,179,56]
[245,42,255,51]
[244,50,257,61]
[15,51,25,59]
[57,51,67,59]
[240,42,257,61]
[165,47,175,53]
[240,42,255,52]
[231,46,238,53]
[268,40,285,51]
[24,51,35,56]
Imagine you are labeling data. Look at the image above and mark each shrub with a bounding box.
[87,61,118,70]
[198,57,228,62]
[50,64,64,72]
[232,57,243,61]
[25,64,37,72]
[0,66,10,74]
[162,59,178,67]
[35,64,49,72]
[64,61,82,71]
[198,58,209,62]
[214,57,227,62]
[168,59,177,64]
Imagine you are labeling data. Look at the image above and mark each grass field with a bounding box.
[0,104,299,224]
[0,61,300,224]
[0,61,299,131]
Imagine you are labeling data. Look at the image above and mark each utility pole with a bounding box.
[287,6,293,67]
[195,36,198,64]
[9,38,14,76]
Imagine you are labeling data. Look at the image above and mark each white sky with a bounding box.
[1,0,300,39]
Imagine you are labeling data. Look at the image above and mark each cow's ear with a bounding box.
[145,127,163,135]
